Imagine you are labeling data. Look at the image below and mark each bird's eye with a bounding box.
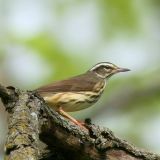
[105,66,112,70]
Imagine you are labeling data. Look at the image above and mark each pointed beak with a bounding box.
[116,67,130,72]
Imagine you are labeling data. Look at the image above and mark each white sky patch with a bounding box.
[3,45,52,88]
[5,0,52,37]
[93,113,132,136]
[52,2,100,54]
[141,117,160,152]
[95,37,158,72]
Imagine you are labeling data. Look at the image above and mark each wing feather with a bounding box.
[36,71,103,97]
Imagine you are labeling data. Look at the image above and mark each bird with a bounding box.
[36,62,130,128]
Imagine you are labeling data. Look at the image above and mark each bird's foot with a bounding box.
[58,107,87,130]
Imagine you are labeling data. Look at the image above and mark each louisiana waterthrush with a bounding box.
[36,62,130,127]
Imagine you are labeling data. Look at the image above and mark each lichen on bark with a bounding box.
[0,84,160,160]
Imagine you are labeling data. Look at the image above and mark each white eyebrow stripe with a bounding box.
[90,62,115,71]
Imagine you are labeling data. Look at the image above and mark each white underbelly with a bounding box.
[44,92,100,112]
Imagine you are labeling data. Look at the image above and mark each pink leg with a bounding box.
[58,107,86,129]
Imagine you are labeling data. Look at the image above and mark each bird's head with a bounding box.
[89,62,130,79]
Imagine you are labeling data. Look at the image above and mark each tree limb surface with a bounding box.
[0,84,159,160]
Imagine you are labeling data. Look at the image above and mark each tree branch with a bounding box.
[0,84,159,160]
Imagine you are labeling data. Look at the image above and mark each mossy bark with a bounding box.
[0,84,160,160]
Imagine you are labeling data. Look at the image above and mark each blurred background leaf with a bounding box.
[0,0,160,159]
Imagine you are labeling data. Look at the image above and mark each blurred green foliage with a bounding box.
[99,0,140,37]
[0,0,160,156]
[22,34,83,80]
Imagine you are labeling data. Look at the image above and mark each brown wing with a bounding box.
[36,71,103,97]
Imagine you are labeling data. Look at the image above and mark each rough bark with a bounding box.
[0,84,160,160]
